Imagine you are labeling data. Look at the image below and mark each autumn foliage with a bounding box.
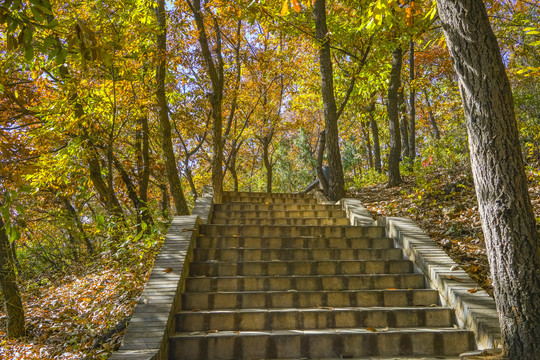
[0,0,539,358]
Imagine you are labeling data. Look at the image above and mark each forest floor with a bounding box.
[2,165,540,359]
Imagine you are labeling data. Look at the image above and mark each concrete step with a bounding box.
[185,273,426,292]
[182,289,441,310]
[199,224,386,238]
[189,260,414,277]
[176,307,456,332]
[212,209,347,219]
[223,196,318,204]
[196,236,395,250]
[169,327,476,359]
[223,191,312,199]
[192,247,404,262]
[211,217,350,226]
[214,203,342,212]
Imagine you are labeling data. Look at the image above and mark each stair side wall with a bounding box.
[337,197,501,350]
[109,193,213,360]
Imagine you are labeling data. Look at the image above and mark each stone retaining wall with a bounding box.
[109,190,213,360]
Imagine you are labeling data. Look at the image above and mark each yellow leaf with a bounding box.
[280,0,289,16]
[292,0,301,12]
[366,327,378,332]
[467,287,478,293]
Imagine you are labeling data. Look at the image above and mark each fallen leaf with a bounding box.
[162,268,173,273]
[467,287,478,293]
[442,275,465,282]
[207,329,219,333]
[366,327,378,332]
[182,228,197,232]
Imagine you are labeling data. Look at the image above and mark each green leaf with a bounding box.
[55,48,67,65]
[30,6,44,22]
[25,44,34,61]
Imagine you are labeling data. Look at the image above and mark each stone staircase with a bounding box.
[169,191,476,359]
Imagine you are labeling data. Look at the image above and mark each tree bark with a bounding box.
[0,213,25,338]
[437,1,540,358]
[317,130,329,195]
[87,148,124,219]
[399,87,410,160]
[156,0,189,215]
[387,47,402,187]
[361,120,373,169]
[159,183,170,218]
[313,0,345,201]
[138,116,151,227]
[61,197,94,255]
[190,0,224,203]
[423,87,441,140]
[230,146,239,192]
[408,39,416,161]
[367,100,382,173]
[259,131,274,194]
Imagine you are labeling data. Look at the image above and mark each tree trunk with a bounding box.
[230,148,239,192]
[437,1,540,358]
[87,149,124,219]
[138,116,151,228]
[313,0,345,201]
[367,101,382,173]
[260,132,274,194]
[387,47,402,187]
[423,88,441,140]
[113,155,154,227]
[190,0,224,203]
[399,87,410,160]
[0,214,25,338]
[156,0,189,215]
[361,120,373,169]
[317,130,329,195]
[159,183,170,218]
[408,39,416,161]
[61,197,94,255]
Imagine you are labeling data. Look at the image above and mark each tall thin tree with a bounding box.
[313,0,346,200]
[156,0,189,215]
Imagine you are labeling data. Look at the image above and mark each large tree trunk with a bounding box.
[423,88,441,140]
[317,130,329,194]
[399,87,410,160]
[190,0,224,203]
[437,1,540,358]
[408,39,416,161]
[313,0,345,201]
[367,101,382,173]
[0,214,25,338]
[387,47,402,187]
[156,0,189,215]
